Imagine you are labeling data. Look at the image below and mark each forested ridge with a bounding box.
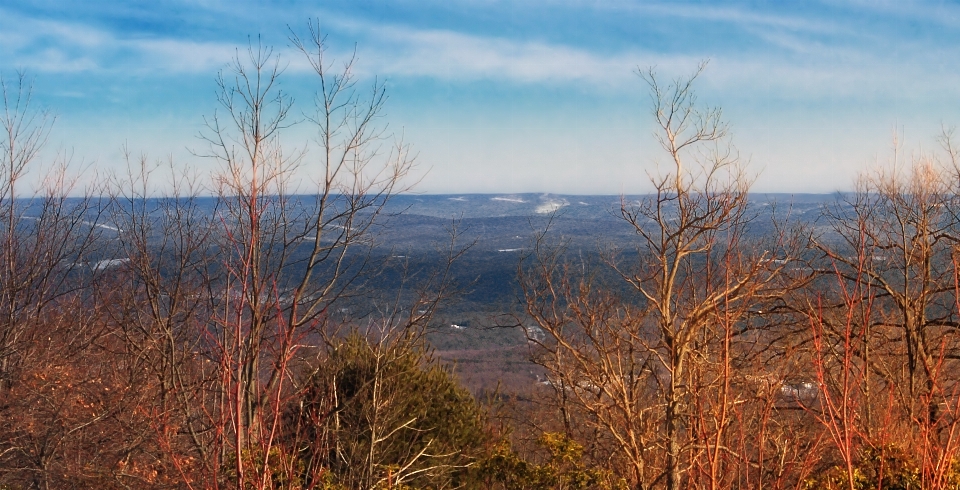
[4,31,960,490]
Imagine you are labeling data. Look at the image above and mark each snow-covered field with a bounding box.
[535,199,568,214]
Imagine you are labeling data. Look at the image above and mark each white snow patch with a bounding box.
[535,199,568,214]
[90,258,130,271]
[524,325,546,342]
[81,221,122,232]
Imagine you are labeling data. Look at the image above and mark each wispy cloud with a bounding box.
[0,8,237,74]
[624,1,960,102]
[1,5,644,89]
[371,30,637,86]
[7,1,960,103]
[638,2,843,34]
[321,15,642,88]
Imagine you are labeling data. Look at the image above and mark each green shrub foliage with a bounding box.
[284,332,487,489]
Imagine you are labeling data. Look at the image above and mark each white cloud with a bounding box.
[10,2,945,101]
[373,30,634,86]
[300,6,960,103]
[638,2,838,33]
[0,8,238,74]
[325,16,641,88]
[131,38,239,73]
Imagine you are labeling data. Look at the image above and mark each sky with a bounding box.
[3,0,960,195]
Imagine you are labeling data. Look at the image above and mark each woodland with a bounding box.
[4,26,960,490]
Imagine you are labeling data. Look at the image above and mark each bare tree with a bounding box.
[101,152,220,484]
[184,24,423,486]
[792,133,960,488]
[0,72,133,489]
[815,135,960,430]
[521,63,806,489]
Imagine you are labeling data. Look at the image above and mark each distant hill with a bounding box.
[371,193,845,253]
[381,193,843,221]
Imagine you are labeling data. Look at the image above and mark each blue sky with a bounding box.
[3,1,960,194]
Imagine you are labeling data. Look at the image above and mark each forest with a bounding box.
[4,29,960,490]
